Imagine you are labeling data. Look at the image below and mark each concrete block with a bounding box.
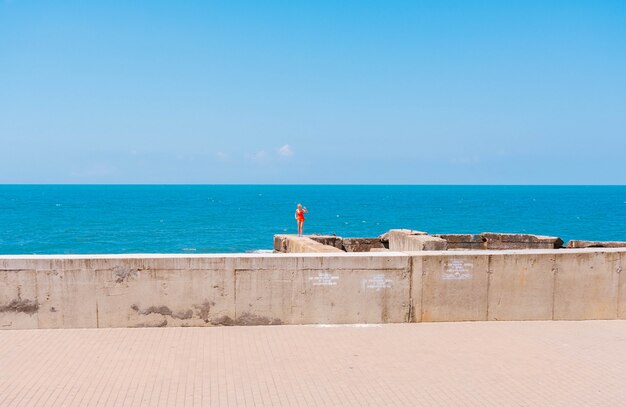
[308,235,344,250]
[274,235,287,252]
[566,240,626,249]
[481,233,563,250]
[435,234,484,250]
[421,254,489,322]
[235,256,411,324]
[388,230,447,251]
[36,268,97,328]
[554,251,621,320]
[341,238,385,252]
[274,235,344,253]
[487,253,555,321]
[0,270,39,329]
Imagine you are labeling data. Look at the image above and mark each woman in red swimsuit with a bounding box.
[295,203,308,237]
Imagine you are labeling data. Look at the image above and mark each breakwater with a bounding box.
[1,246,625,329]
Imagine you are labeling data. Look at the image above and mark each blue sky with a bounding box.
[1,1,625,184]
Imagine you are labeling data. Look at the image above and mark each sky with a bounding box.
[1,1,625,184]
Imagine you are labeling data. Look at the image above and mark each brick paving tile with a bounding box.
[1,321,626,406]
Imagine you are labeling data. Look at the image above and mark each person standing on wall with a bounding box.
[295,203,308,237]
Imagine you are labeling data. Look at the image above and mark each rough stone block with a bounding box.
[274,235,287,252]
[554,252,621,320]
[341,238,385,252]
[308,235,344,250]
[435,234,484,250]
[481,233,563,250]
[566,240,626,249]
[421,254,489,322]
[487,253,555,321]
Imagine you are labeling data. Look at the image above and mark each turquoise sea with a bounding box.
[0,185,624,254]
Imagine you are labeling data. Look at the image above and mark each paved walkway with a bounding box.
[1,321,625,406]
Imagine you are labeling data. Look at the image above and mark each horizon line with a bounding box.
[1,183,625,187]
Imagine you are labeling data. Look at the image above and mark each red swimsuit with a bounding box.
[296,209,305,221]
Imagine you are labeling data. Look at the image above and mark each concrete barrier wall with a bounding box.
[0,253,411,329]
[1,249,625,329]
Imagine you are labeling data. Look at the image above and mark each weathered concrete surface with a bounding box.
[36,268,97,328]
[95,262,236,328]
[487,253,556,321]
[436,232,564,250]
[435,234,484,250]
[566,240,626,248]
[481,233,563,249]
[300,236,386,252]
[308,235,344,250]
[0,253,412,329]
[2,249,626,329]
[420,254,489,322]
[553,251,621,320]
[388,229,447,251]
[0,270,38,329]
[235,255,411,324]
[379,229,427,242]
[274,235,343,253]
[341,238,386,252]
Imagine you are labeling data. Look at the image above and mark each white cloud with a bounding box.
[277,144,293,157]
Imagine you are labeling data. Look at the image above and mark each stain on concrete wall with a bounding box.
[0,299,39,315]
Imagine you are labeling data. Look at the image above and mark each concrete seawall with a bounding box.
[1,249,625,329]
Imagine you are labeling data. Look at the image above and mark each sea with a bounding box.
[0,185,624,255]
